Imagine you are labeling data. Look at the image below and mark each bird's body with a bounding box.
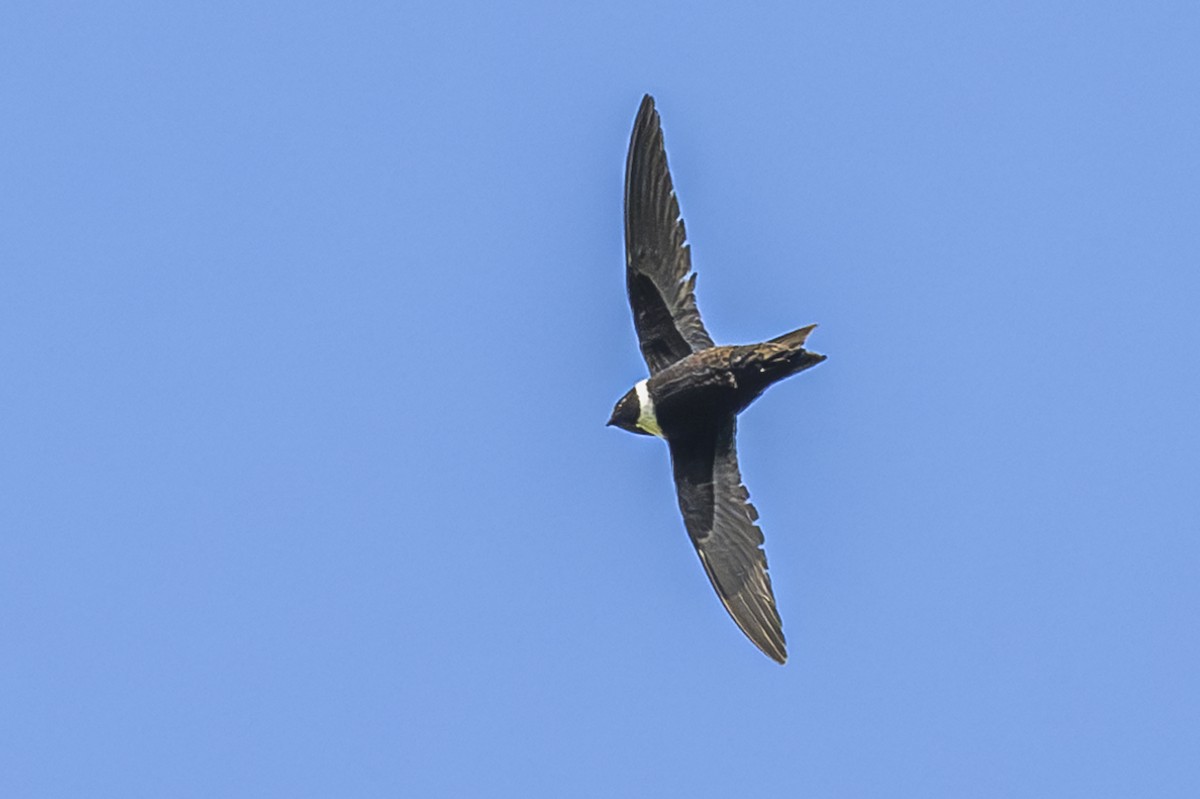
[608,95,825,664]
[614,327,824,442]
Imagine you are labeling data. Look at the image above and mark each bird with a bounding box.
[607,94,826,664]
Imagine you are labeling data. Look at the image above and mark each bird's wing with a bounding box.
[625,94,715,374]
[668,417,786,663]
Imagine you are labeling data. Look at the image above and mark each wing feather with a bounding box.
[668,418,787,663]
[625,95,715,374]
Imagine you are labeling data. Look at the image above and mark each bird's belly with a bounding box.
[648,355,753,437]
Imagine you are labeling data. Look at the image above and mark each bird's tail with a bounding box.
[767,323,826,376]
[768,323,818,350]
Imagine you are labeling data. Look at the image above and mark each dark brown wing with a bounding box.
[668,417,786,663]
[625,95,715,374]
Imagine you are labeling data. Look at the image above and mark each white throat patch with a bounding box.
[634,379,664,438]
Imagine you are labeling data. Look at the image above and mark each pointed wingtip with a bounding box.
[751,625,788,664]
[633,94,658,131]
[709,572,789,664]
[760,634,788,664]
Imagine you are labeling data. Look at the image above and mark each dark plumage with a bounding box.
[607,95,825,664]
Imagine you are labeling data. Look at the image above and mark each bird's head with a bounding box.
[606,382,661,437]
[606,387,644,434]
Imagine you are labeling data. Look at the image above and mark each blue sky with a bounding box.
[3,2,1199,796]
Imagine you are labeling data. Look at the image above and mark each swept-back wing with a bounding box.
[625,95,715,374]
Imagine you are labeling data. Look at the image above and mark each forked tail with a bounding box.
[767,323,826,376]
[768,323,818,350]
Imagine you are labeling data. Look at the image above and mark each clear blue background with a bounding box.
[3,2,1198,796]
